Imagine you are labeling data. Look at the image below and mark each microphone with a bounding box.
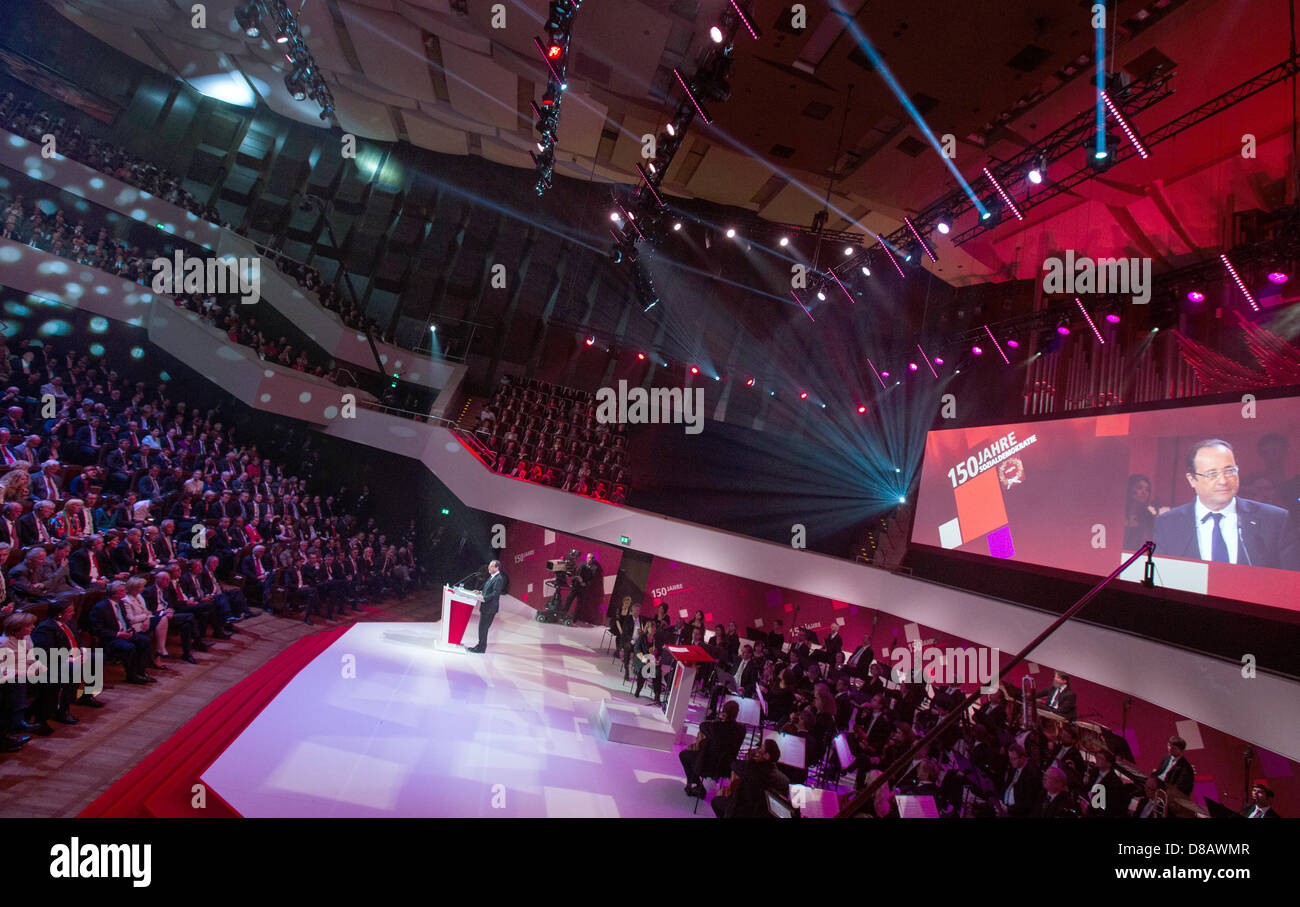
[452,568,484,587]
[1238,524,1253,566]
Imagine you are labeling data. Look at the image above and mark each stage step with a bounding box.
[595,698,678,751]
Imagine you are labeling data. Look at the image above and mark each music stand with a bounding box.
[1203,798,1245,819]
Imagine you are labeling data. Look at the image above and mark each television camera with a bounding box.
[537,549,580,625]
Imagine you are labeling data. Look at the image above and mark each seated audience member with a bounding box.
[88,580,155,685]
[0,610,43,751]
[708,644,759,716]
[711,738,790,818]
[28,601,87,735]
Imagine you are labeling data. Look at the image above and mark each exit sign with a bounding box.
[619,535,629,545]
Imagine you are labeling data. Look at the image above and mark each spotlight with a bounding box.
[536,142,545,152]
[235,2,261,37]
[1057,322,1071,335]
[934,357,943,365]
[430,324,437,333]
[284,67,309,101]
[816,290,826,301]
[673,222,682,231]
[547,43,563,59]
[710,26,724,43]
[857,405,866,414]
[1006,338,1020,348]
[610,211,621,222]
[1186,290,1205,303]
[880,371,890,378]
[585,336,594,346]
[908,362,918,371]
[844,246,853,256]
[779,237,789,247]
[1027,153,1047,184]
[861,266,870,277]
[690,366,699,375]
[275,28,290,45]
[972,345,983,355]
[799,392,808,400]
[666,123,676,137]
[1268,271,1289,284]
[745,377,755,386]
[637,352,646,360]
[935,211,952,235]
[726,228,736,238]
[1105,313,1121,324]
[1087,131,1119,171]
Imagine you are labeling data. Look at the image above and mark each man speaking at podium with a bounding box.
[468,560,507,654]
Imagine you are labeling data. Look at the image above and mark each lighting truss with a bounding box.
[533,1,583,196]
[237,1,337,124]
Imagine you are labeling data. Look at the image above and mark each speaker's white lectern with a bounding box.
[439,585,481,653]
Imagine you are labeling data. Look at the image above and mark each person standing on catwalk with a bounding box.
[468,560,507,654]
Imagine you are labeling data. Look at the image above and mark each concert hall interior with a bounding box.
[1,0,1299,828]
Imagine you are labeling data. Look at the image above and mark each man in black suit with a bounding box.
[1242,783,1282,818]
[711,739,790,818]
[680,699,748,797]
[69,534,112,592]
[88,581,154,685]
[17,500,55,547]
[1045,724,1087,791]
[0,502,22,547]
[240,545,274,608]
[29,601,85,733]
[1152,438,1298,570]
[1150,736,1195,797]
[997,744,1041,817]
[1035,767,1078,817]
[1085,749,1133,817]
[467,560,506,653]
[1036,671,1078,722]
[708,643,759,715]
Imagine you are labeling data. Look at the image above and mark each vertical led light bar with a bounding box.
[1075,297,1105,343]
[1220,253,1259,311]
[982,166,1024,220]
[1100,90,1149,159]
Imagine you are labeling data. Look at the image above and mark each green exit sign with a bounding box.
[440,508,450,515]
[619,535,629,545]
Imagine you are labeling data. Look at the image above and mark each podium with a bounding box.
[661,644,716,735]
[439,585,481,653]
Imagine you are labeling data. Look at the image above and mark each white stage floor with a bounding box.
[201,596,708,817]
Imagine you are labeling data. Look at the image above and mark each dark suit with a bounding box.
[68,548,111,588]
[1153,497,1297,570]
[1035,791,1078,818]
[474,569,507,650]
[680,718,747,790]
[88,598,149,679]
[29,617,81,720]
[1036,685,1078,722]
[1001,762,1042,817]
[712,757,790,818]
[1087,768,1133,818]
[1151,754,1195,797]
[17,512,51,547]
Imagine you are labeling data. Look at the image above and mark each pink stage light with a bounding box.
[1076,297,1105,344]
[934,357,944,366]
[972,346,983,355]
[689,366,699,375]
[1006,339,1020,348]
[585,336,594,346]
[1100,90,1150,159]
[880,370,891,378]
[636,352,646,360]
[1057,325,1071,335]
[857,405,867,414]
[1105,313,1121,324]
[981,166,1023,220]
[908,362,918,371]
[1187,290,1205,302]
[1220,253,1259,312]
[1268,271,1289,284]
[799,391,808,400]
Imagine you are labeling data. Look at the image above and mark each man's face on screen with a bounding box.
[1187,445,1238,511]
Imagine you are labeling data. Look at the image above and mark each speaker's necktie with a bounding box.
[1206,512,1230,563]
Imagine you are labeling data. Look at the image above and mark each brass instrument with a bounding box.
[1021,675,1036,729]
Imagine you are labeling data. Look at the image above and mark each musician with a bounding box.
[1132,776,1167,818]
[997,744,1041,817]
[791,628,817,671]
[849,694,895,786]
[707,643,758,716]
[1150,736,1195,797]
[976,688,1009,737]
[562,552,601,622]
[711,738,789,819]
[1242,783,1281,818]
[1084,749,1132,817]
[1036,671,1078,721]
[821,623,844,662]
[844,632,874,678]
[680,699,747,798]
[721,621,740,668]
[1045,724,1087,792]
[613,602,639,680]
[1035,767,1078,817]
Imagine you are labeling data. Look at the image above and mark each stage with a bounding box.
[200,596,707,817]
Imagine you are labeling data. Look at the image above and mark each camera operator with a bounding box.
[563,551,602,623]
